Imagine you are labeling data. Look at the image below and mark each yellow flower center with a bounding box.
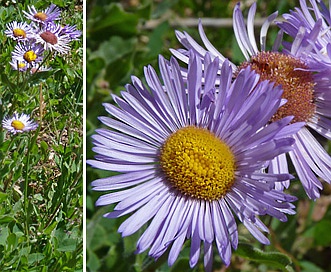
[18,62,26,69]
[40,31,58,45]
[34,12,47,21]
[11,120,25,130]
[23,50,37,63]
[237,51,316,123]
[13,28,26,38]
[160,126,236,201]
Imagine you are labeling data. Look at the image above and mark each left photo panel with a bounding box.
[0,1,83,270]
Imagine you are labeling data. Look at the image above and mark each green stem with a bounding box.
[24,127,40,239]
[24,140,30,239]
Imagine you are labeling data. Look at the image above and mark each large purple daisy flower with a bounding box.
[172,2,331,199]
[88,51,302,270]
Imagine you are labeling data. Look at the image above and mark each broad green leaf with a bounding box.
[0,227,9,245]
[235,242,293,271]
[28,253,45,265]
[0,192,8,202]
[88,4,138,41]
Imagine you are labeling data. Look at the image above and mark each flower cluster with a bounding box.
[5,3,81,72]
[88,0,331,271]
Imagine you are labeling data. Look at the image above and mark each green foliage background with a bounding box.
[86,1,331,271]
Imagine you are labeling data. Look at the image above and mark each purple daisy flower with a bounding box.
[11,42,44,69]
[5,21,35,42]
[60,24,82,41]
[88,51,303,270]
[277,0,331,66]
[34,22,70,54]
[2,113,38,134]
[23,4,61,24]
[172,2,331,200]
[9,59,29,71]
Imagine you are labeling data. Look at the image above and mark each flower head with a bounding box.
[9,59,29,71]
[88,51,302,270]
[172,2,331,199]
[23,4,61,24]
[277,0,331,66]
[5,21,35,42]
[60,24,82,41]
[11,42,44,69]
[2,113,38,134]
[34,22,70,54]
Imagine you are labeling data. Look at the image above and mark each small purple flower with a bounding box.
[60,24,82,41]
[9,59,29,71]
[2,113,38,134]
[23,4,61,24]
[172,2,331,200]
[277,0,331,66]
[88,51,303,270]
[34,22,70,54]
[5,21,35,42]
[11,42,44,69]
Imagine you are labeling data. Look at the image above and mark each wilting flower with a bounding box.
[23,4,61,24]
[88,51,302,270]
[2,113,38,134]
[5,21,35,41]
[172,2,331,199]
[11,42,44,68]
[277,0,331,66]
[34,22,70,54]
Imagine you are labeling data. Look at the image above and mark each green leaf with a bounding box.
[300,260,324,272]
[88,4,138,42]
[89,36,136,66]
[0,215,15,224]
[312,219,331,247]
[0,227,9,246]
[235,242,293,271]
[28,253,45,265]
[7,232,18,251]
[147,21,170,59]
[0,192,8,202]
[57,238,77,252]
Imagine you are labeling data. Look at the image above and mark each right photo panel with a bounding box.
[86,1,331,272]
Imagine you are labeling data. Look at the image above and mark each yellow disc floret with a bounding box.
[160,126,236,201]
[13,28,26,38]
[23,50,37,63]
[18,62,26,69]
[11,120,25,130]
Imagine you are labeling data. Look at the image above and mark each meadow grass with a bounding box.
[0,1,83,271]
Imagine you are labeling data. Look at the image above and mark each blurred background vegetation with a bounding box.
[86,1,331,271]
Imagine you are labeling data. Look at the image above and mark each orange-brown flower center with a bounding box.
[13,28,26,38]
[40,31,58,45]
[34,12,47,21]
[237,51,316,123]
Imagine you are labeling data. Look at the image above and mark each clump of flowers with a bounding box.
[5,3,82,72]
